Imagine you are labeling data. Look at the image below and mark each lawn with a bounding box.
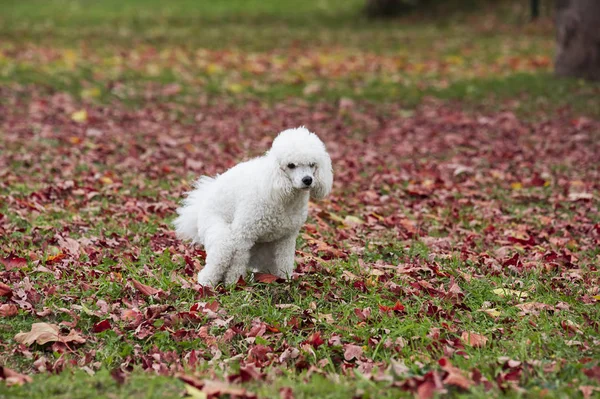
[1,1,600,398]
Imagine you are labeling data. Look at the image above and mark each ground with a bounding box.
[1,1,600,398]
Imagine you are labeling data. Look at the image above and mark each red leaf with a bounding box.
[0,282,12,297]
[188,349,198,367]
[584,366,600,381]
[353,280,368,293]
[235,363,264,383]
[0,366,32,386]
[379,301,405,314]
[110,368,127,385]
[354,307,371,321]
[131,279,161,296]
[249,345,272,362]
[280,387,295,399]
[254,273,280,283]
[439,357,473,389]
[1,255,27,271]
[92,319,111,333]
[205,300,219,312]
[304,332,324,348]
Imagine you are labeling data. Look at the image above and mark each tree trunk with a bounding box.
[555,0,600,80]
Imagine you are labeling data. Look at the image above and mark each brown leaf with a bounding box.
[131,279,161,296]
[254,273,280,283]
[343,344,363,361]
[460,331,488,348]
[354,307,371,321]
[580,385,600,399]
[176,374,255,398]
[0,282,12,297]
[416,380,437,399]
[439,358,473,389]
[0,366,32,386]
[14,323,85,346]
[0,304,18,317]
[515,301,553,316]
[57,235,80,255]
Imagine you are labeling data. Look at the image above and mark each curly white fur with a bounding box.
[174,127,333,286]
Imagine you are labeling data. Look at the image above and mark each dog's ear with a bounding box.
[270,162,292,202]
[311,153,333,200]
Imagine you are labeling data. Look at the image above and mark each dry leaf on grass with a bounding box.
[0,366,32,386]
[14,323,86,346]
[461,331,488,348]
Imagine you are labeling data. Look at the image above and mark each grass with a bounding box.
[1,0,600,398]
[1,0,599,116]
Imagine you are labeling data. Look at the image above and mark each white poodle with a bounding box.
[174,127,333,286]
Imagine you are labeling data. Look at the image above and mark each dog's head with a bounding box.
[268,127,333,200]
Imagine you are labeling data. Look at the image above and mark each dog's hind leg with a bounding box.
[197,222,232,286]
[223,238,253,285]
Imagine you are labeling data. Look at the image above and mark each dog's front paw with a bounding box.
[197,269,217,287]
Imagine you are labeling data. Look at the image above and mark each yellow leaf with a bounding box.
[511,182,522,190]
[46,253,64,262]
[206,64,222,75]
[444,55,464,65]
[184,384,207,399]
[99,176,113,185]
[81,87,101,99]
[71,110,87,123]
[226,83,244,93]
[146,64,161,76]
[478,308,501,318]
[592,295,600,300]
[326,212,345,223]
[69,136,82,144]
[63,49,77,69]
[492,288,528,298]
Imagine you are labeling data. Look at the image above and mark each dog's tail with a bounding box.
[173,176,215,244]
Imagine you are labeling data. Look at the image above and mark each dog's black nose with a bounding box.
[302,176,313,186]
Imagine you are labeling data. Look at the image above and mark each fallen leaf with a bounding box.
[71,109,88,123]
[254,273,280,283]
[57,236,80,255]
[515,302,553,315]
[460,331,488,348]
[492,288,528,299]
[14,323,85,346]
[379,301,405,314]
[1,256,27,270]
[92,319,111,333]
[0,366,32,386]
[0,282,12,297]
[580,385,600,399]
[0,304,18,317]
[304,332,324,348]
[343,344,363,361]
[131,279,161,296]
[185,384,208,399]
[477,308,501,318]
[439,358,473,389]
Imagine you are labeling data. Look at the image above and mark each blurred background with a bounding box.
[1,0,598,116]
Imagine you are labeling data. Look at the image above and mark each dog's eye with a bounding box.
[287,163,296,169]
[309,163,316,168]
